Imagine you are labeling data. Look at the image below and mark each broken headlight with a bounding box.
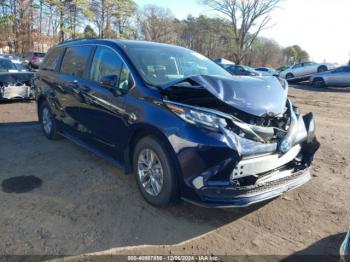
[164,101,227,130]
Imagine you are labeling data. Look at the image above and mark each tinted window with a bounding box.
[42,48,62,71]
[90,46,133,93]
[13,62,26,71]
[293,64,302,69]
[34,52,45,57]
[227,65,243,73]
[60,46,92,77]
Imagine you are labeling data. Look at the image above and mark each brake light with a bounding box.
[31,56,38,62]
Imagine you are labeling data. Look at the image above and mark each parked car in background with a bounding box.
[0,54,23,62]
[35,39,319,208]
[309,66,350,88]
[255,67,278,76]
[277,66,289,72]
[224,64,262,76]
[0,58,27,72]
[279,62,336,81]
[214,58,235,69]
[0,58,34,101]
[21,52,45,70]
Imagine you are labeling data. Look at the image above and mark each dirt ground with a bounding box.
[0,85,349,261]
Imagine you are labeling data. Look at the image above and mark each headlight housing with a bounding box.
[165,101,227,130]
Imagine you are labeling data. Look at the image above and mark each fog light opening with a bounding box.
[192,176,204,189]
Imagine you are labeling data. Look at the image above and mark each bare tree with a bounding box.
[138,5,178,43]
[201,0,281,64]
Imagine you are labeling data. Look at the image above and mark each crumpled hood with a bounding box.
[163,75,289,117]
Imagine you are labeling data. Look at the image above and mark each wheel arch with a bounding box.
[124,124,181,179]
[312,77,326,87]
[36,95,48,115]
[318,65,328,71]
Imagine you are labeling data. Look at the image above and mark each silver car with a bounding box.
[279,62,335,81]
[309,66,350,88]
[255,67,278,76]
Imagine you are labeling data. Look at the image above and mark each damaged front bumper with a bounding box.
[181,136,319,208]
[168,100,320,208]
[184,167,311,208]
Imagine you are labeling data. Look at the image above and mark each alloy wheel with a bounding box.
[42,107,53,135]
[137,148,164,196]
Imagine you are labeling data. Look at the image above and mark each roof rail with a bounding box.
[58,37,100,45]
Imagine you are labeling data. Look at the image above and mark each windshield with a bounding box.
[13,62,27,71]
[0,59,16,72]
[123,45,231,86]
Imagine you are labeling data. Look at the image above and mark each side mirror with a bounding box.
[100,74,121,96]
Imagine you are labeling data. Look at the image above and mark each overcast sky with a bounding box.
[136,0,350,64]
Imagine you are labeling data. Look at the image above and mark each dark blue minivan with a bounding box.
[34,39,319,207]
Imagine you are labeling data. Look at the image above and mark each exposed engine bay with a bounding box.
[161,75,320,193]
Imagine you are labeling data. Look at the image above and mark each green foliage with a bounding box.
[83,25,97,38]
[283,45,310,64]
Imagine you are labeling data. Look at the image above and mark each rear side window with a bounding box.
[42,48,62,71]
[60,46,92,77]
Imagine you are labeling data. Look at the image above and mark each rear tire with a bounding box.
[133,136,179,207]
[312,78,326,88]
[286,73,294,80]
[317,66,327,72]
[39,101,61,140]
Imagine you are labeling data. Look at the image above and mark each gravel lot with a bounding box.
[0,85,349,260]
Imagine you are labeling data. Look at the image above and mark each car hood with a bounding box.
[0,72,34,83]
[161,75,288,117]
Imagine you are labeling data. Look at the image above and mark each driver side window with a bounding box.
[90,46,133,94]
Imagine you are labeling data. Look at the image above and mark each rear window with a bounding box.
[60,46,92,77]
[41,48,63,71]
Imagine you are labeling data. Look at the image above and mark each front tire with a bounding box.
[286,73,294,80]
[39,101,61,140]
[133,136,179,207]
[312,78,326,88]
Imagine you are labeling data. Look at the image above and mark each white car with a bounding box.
[255,67,278,76]
[279,62,336,81]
